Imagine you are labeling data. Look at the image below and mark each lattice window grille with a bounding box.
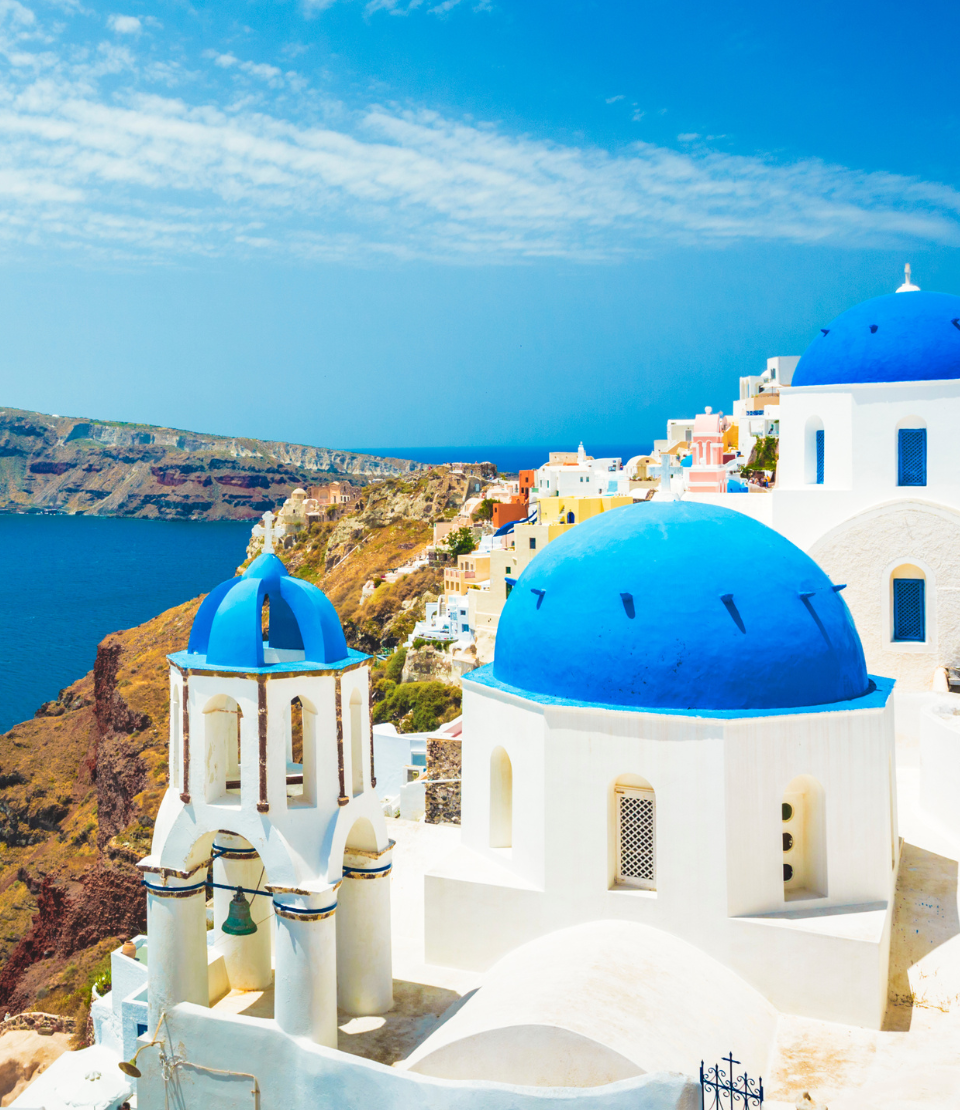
[898,428,927,487]
[893,578,925,642]
[815,429,825,485]
[616,787,656,889]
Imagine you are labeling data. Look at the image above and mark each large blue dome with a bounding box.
[185,553,349,669]
[492,502,871,712]
[793,290,960,387]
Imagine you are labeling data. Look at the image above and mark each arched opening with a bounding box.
[210,831,274,1000]
[610,774,656,890]
[805,416,825,485]
[170,684,182,792]
[566,511,576,524]
[489,746,512,849]
[897,417,927,487]
[287,694,318,806]
[891,563,926,643]
[782,775,826,901]
[350,689,364,797]
[203,695,242,804]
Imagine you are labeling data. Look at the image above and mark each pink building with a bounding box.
[687,409,729,494]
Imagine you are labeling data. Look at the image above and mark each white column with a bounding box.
[273,896,338,1047]
[336,852,393,1016]
[145,871,208,1032]
[212,834,272,991]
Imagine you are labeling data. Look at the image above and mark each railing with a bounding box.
[700,1053,763,1108]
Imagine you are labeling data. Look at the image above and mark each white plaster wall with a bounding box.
[807,501,960,690]
[920,701,960,848]
[427,683,896,1027]
[135,1003,699,1110]
[777,388,853,491]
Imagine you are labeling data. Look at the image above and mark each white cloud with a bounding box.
[0,14,956,264]
[605,95,624,104]
[107,14,141,35]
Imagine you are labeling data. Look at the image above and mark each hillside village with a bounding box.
[5,275,960,1108]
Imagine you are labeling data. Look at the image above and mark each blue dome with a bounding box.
[793,290,960,386]
[187,553,349,669]
[493,502,870,712]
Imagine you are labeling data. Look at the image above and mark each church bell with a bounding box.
[222,886,258,936]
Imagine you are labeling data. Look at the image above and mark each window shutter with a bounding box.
[893,578,925,642]
[815,429,825,485]
[898,428,927,486]
[616,787,656,889]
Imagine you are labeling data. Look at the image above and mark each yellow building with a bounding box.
[444,553,491,595]
[536,494,633,527]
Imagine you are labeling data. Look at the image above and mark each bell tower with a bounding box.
[139,523,393,1047]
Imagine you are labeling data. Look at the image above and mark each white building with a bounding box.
[426,502,899,1031]
[531,443,629,503]
[406,593,474,648]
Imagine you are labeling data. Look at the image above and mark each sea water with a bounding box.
[0,515,252,732]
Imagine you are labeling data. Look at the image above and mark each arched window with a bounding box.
[805,416,825,485]
[203,695,242,804]
[287,695,318,806]
[566,511,576,524]
[897,418,927,486]
[170,685,181,792]
[489,746,512,849]
[350,689,364,796]
[891,564,926,643]
[613,775,656,890]
[782,775,826,900]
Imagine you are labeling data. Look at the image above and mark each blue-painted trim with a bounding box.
[463,664,895,720]
[343,863,393,876]
[142,878,207,895]
[167,647,369,674]
[212,844,259,859]
[272,900,337,917]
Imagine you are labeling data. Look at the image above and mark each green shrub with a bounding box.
[372,681,461,733]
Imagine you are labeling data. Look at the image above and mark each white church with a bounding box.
[19,277,960,1108]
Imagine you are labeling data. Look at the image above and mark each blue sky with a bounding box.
[0,0,958,453]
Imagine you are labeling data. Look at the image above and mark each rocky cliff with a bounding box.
[0,408,423,520]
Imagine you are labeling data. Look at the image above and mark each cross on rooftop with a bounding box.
[252,510,276,555]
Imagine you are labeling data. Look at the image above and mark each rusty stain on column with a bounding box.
[368,680,377,788]
[257,677,269,813]
[336,674,349,805]
[179,673,191,804]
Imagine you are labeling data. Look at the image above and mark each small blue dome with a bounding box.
[187,553,348,669]
[793,290,960,386]
[493,502,870,712]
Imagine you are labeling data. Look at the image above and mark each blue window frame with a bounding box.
[893,578,925,642]
[815,429,825,485]
[898,428,927,486]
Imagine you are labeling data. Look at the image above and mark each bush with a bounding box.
[94,971,111,995]
[372,681,461,733]
[472,498,495,522]
[445,527,476,557]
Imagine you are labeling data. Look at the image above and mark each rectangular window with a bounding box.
[816,429,825,485]
[893,578,925,642]
[529,538,536,550]
[615,786,656,889]
[898,428,927,486]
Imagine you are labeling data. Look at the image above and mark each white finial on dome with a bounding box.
[896,263,920,293]
[252,510,277,555]
[577,441,587,465]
